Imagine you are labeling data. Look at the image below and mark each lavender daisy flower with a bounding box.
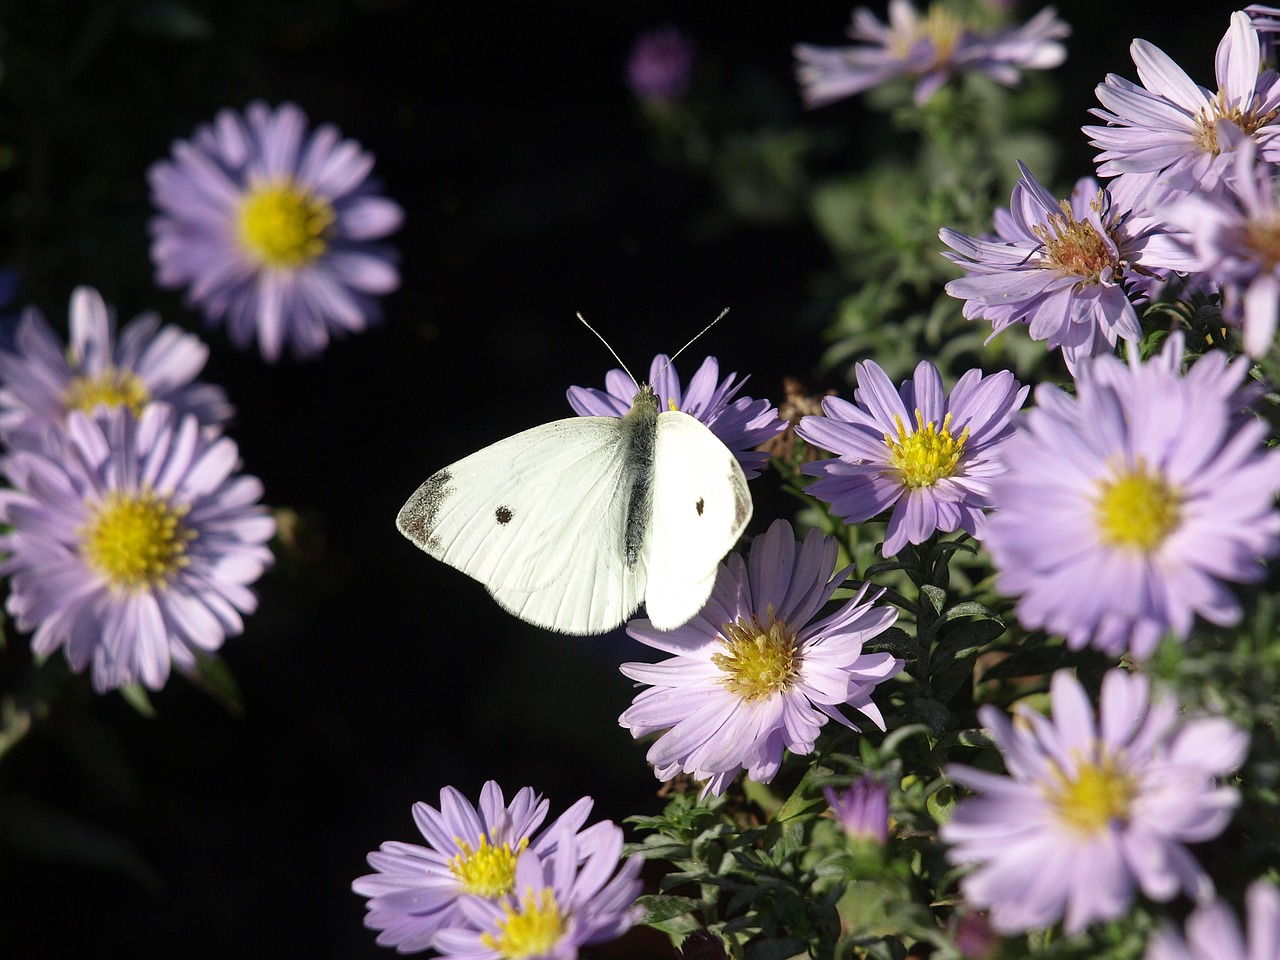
[824,774,890,845]
[619,519,902,798]
[985,333,1280,658]
[148,101,403,362]
[1164,139,1280,355]
[1248,4,1280,61]
[432,820,643,960]
[352,781,601,954]
[942,669,1247,936]
[0,405,274,693]
[1085,12,1280,203]
[567,354,785,478]
[1147,881,1280,960]
[796,359,1027,557]
[794,2,1068,108]
[0,286,231,453]
[940,163,1194,372]
[626,25,696,103]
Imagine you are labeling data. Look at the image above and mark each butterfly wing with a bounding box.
[641,411,752,630]
[397,416,646,634]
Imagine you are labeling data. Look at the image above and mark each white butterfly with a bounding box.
[396,381,753,635]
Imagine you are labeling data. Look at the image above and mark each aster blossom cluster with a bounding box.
[0,286,275,693]
[353,782,643,958]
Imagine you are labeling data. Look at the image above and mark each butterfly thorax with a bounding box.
[621,385,660,567]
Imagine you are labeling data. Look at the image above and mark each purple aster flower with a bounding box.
[942,669,1247,936]
[626,25,696,102]
[824,774,890,845]
[0,286,232,453]
[1248,4,1280,61]
[567,353,784,478]
[1146,880,1280,960]
[794,2,1068,108]
[619,518,902,798]
[352,781,603,954]
[941,162,1195,372]
[0,405,274,693]
[431,819,643,960]
[1163,138,1280,355]
[148,101,403,362]
[796,359,1027,557]
[984,333,1280,658]
[1085,12,1280,204]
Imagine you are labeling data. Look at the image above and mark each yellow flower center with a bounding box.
[887,4,966,67]
[1032,193,1120,283]
[80,489,194,590]
[63,367,151,417]
[711,607,800,701]
[480,888,564,959]
[1044,750,1137,836]
[1093,461,1181,552]
[448,836,526,898]
[1244,216,1280,271]
[883,411,969,489]
[1195,92,1280,156]
[237,179,334,268]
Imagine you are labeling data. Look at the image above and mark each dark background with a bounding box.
[0,2,1238,957]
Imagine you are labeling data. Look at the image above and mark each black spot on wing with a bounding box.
[495,505,513,525]
[695,497,705,516]
[397,469,453,548]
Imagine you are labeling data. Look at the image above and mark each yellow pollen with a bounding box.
[63,367,151,416]
[711,607,800,701]
[448,836,526,898]
[236,178,334,268]
[883,410,968,489]
[1195,93,1280,156]
[480,887,564,959]
[1244,216,1280,271]
[1093,461,1181,552]
[80,489,194,591]
[887,3,966,66]
[1044,750,1137,836]
[1031,195,1119,283]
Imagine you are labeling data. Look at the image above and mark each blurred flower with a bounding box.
[943,669,1247,935]
[626,25,696,102]
[1248,4,1280,56]
[0,405,274,693]
[1146,880,1280,960]
[619,518,902,797]
[794,2,1068,108]
[353,782,603,954]
[984,333,1280,658]
[431,819,643,960]
[567,353,785,478]
[0,286,231,452]
[148,101,403,362]
[940,163,1194,372]
[1085,12,1280,206]
[824,774,889,845]
[951,910,999,959]
[796,359,1027,557]
[1162,139,1280,355]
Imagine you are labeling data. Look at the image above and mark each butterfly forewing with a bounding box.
[397,416,638,604]
[641,411,752,630]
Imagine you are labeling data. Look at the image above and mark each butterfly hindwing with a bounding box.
[641,410,752,629]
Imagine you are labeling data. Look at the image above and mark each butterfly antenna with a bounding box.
[655,307,730,379]
[577,312,638,388]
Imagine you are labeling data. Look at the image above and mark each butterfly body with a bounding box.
[397,384,751,635]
